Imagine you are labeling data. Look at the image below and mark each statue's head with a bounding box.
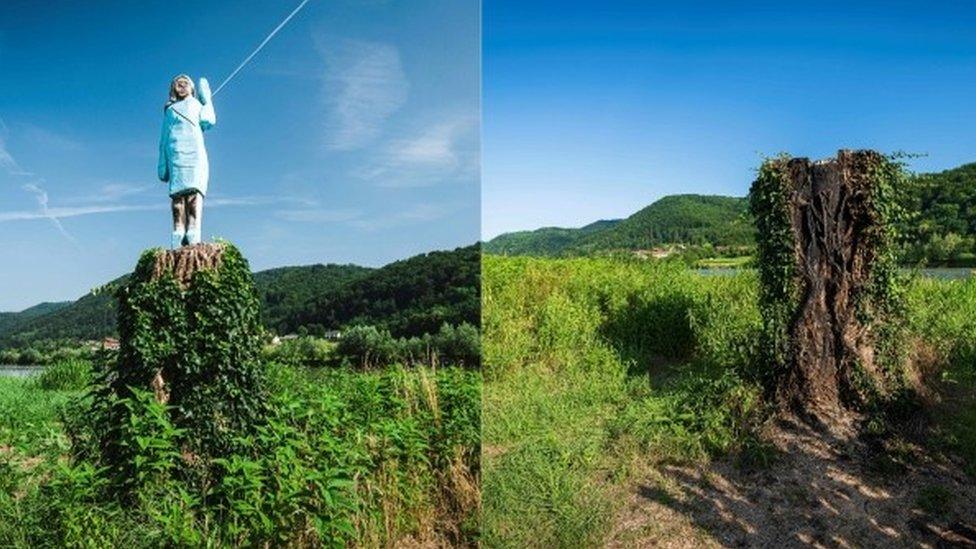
[166,74,195,108]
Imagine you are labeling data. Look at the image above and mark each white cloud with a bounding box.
[274,207,363,223]
[319,39,409,150]
[389,116,476,165]
[63,181,154,204]
[352,114,479,188]
[22,125,83,152]
[348,202,456,231]
[0,135,17,173]
[0,195,289,223]
[273,200,456,231]
[0,120,32,177]
[0,202,158,222]
[0,116,73,243]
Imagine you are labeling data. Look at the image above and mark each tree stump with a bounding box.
[100,242,267,476]
[750,150,904,423]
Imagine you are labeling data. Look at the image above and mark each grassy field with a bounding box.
[0,359,480,546]
[482,254,976,547]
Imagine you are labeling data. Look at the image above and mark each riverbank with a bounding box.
[0,365,45,378]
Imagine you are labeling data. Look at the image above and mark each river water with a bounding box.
[696,267,975,280]
[0,365,45,378]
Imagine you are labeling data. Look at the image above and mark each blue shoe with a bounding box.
[186,228,201,245]
[171,231,186,249]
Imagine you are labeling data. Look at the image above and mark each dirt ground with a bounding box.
[607,415,976,548]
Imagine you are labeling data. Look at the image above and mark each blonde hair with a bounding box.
[164,74,195,111]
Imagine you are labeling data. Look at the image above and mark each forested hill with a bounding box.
[897,162,976,264]
[484,194,753,256]
[287,244,480,337]
[254,264,373,334]
[484,219,622,256]
[486,163,976,263]
[573,194,752,252]
[0,244,479,347]
[0,302,72,333]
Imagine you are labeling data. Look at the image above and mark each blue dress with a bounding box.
[157,78,216,197]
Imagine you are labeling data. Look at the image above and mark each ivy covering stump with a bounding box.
[750,150,906,423]
[95,242,269,485]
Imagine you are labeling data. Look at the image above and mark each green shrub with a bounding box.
[335,325,400,368]
[431,322,481,367]
[261,336,335,366]
[35,359,92,392]
[335,322,481,369]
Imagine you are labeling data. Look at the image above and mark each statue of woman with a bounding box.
[158,74,216,248]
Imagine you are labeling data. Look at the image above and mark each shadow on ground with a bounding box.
[608,416,976,548]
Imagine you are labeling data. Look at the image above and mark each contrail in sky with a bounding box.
[213,0,314,96]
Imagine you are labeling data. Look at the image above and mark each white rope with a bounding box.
[212,0,313,97]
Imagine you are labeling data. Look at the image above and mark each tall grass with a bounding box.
[482,256,763,547]
[34,359,92,391]
[483,255,976,547]
[906,276,976,473]
[0,361,480,547]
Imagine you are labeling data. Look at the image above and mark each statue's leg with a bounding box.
[171,194,187,248]
[185,192,203,245]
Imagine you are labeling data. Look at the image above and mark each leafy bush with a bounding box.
[335,322,481,369]
[34,359,92,391]
[431,323,481,367]
[335,325,400,368]
[261,336,335,366]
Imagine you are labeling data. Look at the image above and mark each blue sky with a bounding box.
[483,0,976,239]
[0,0,479,311]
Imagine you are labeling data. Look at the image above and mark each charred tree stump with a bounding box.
[750,150,904,423]
[96,242,268,484]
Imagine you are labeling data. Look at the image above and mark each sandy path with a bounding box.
[607,417,976,548]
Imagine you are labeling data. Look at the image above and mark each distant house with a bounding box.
[101,337,120,351]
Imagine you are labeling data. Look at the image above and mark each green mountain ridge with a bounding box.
[0,244,479,347]
[484,194,753,256]
[898,162,976,264]
[0,302,73,334]
[484,219,622,256]
[289,244,480,337]
[254,264,374,334]
[485,162,976,261]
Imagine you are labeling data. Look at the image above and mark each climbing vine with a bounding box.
[748,151,908,413]
[92,242,269,490]
[748,154,799,390]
